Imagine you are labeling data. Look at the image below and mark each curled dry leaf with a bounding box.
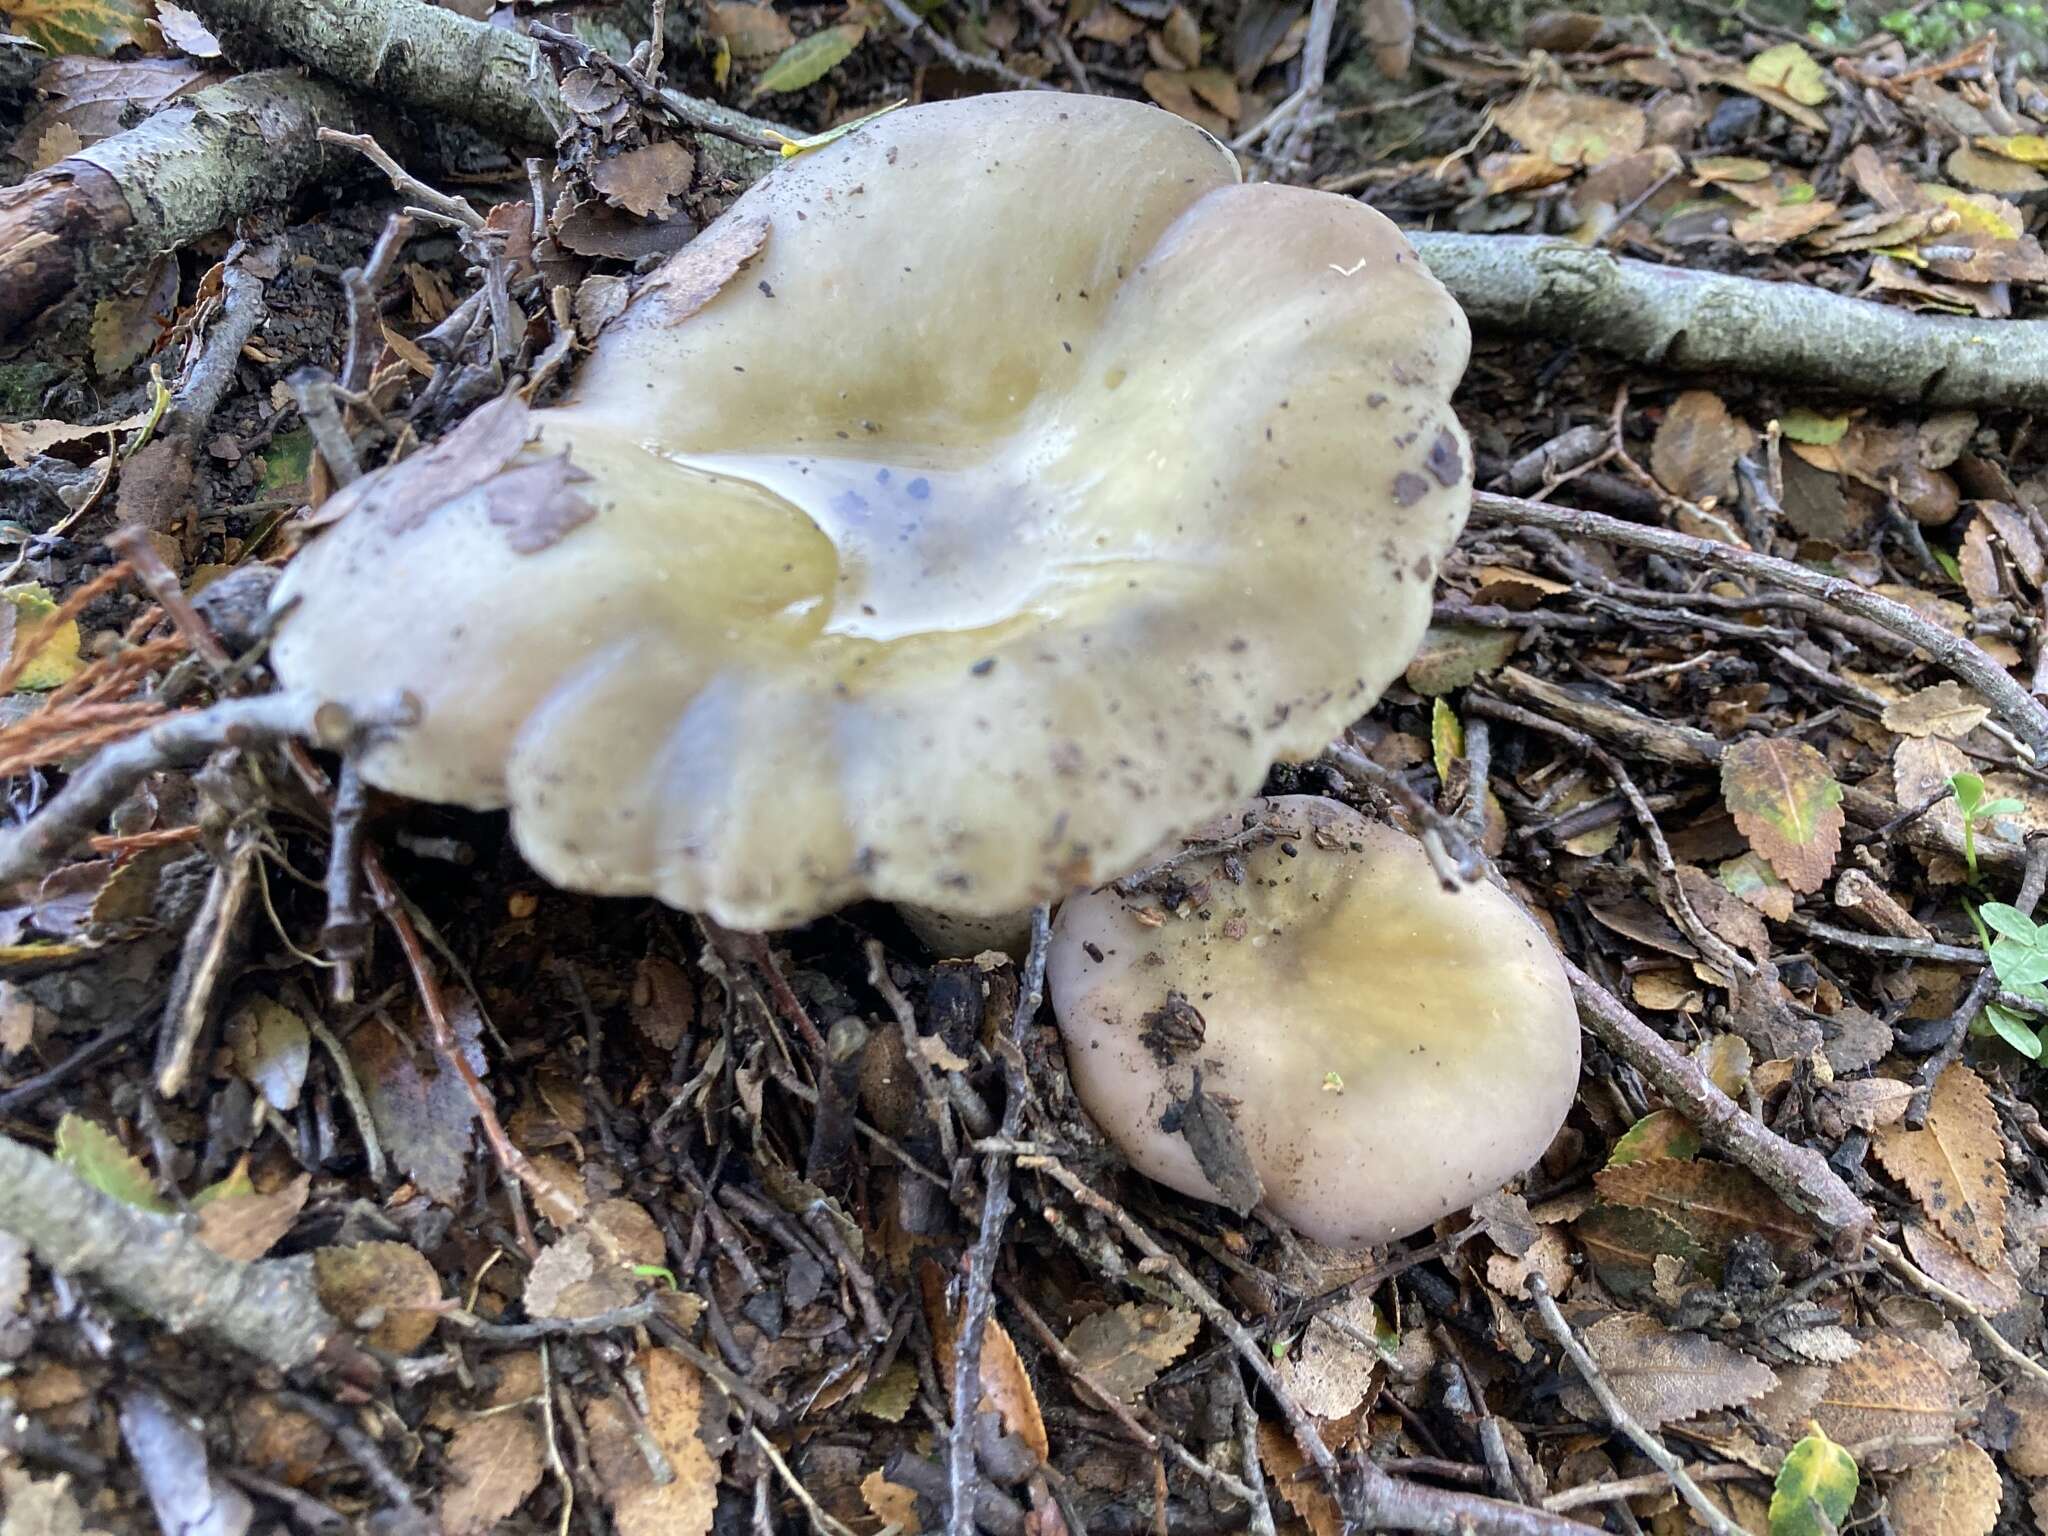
[1901,1223,2023,1314]
[313,1241,443,1353]
[1257,1421,1344,1536]
[440,1412,547,1536]
[1886,1439,2000,1536]
[1061,1301,1201,1405]
[1811,1335,1957,1470]
[1559,1312,1778,1430]
[1872,1064,2008,1269]
[1720,736,1845,895]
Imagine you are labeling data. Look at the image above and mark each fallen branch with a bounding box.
[0,1132,364,1379]
[182,0,785,183]
[0,71,358,338]
[1469,490,2048,763]
[1565,959,1873,1247]
[1412,233,2048,410]
[0,692,405,891]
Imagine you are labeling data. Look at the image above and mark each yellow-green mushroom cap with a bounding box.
[270,95,1473,930]
[1047,796,1580,1251]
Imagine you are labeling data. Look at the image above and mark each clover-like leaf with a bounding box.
[1978,902,2038,942]
[1950,770,1985,818]
[1980,1003,2044,1059]
[1990,934,2048,986]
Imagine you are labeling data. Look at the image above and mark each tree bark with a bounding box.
[0,71,358,338]
[1410,231,2048,410]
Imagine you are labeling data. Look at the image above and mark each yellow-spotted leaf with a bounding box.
[1769,1427,1858,1536]
[8,0,151,55]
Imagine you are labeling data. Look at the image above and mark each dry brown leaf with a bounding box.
[1594,1159,1810,1256]
[197,1172,310,1262]
[591,1349,717,1536]
[1559,1313,1777,1429]
[1720,736,1844,894]
[0,408,152,466]
[234,1395,332,1485]
[482,451,597,556]
[1881,682,1990,741]
[1650,391,1755,505]
[1494,87,1646,166]
[1873,1064,2008,1268]
[861,1468,922,1532]
[590,141,696,220]
[1958,517,2003,608]
[350,1000,486,1206]
[1811,1335,1956,1469]
[631,956,696,1049]
[1278,1288,1384,1419]
[1820,1077,1913,1133]
[2006,1386,2048,1477]
[703,0,795,58]
[1902,1222,2023,1313]
[926,1267,1049,1461]
[1887,1439,1999,1536]
[314,1241,443,1353]
[1062,1302,1200,1404]
[155,2,221,56]
[1980,500,2045,584]
[631,216,769,326]
[1140,68,1230,135]
[1574,1203,1707,1301]
[440,1412,546,1535]
[1257,1421,1343,1536]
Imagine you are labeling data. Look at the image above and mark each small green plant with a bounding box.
[1966,899,2048,1059]
[1950,771,2021,884]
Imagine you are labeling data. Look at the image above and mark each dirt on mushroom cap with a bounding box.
[270,94,1473,930]
[1047,795,1580,1251]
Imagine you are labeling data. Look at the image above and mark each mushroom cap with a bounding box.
[1046,796,1579,1251]
[270,94,1472,930]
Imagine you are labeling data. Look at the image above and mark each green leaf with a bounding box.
[1979,798,2025,819]
[1431,698,1464,788]
[54,1114,166,1212]
[1981,1003,2044,1059]
[1931,546,1962,582]
[1720,736,1845,894]
[1778,408,1849,446]
[1747,41,1832,106]
[1770,1428,1857,1536]
[1978,902,2037,942]
[1608,1109,1702,1166]
[630,1263,678,1289]
[764,97,906,158]
[1951,771,1986,818]
[1991,935,2048,985]
[6,0,152,56]
[749,23,865,96]
[194,1158,255,1208]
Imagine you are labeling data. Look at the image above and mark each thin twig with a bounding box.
[318,128,484,230]
[877,0,1047,90]
[1469,491,2048,762]
[1270,0,1337,175]
[946,906,1051,1536]
[1869,1234,2048,1386]
[1524,1275,1746,1536]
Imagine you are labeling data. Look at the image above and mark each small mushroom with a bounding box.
[1046,796,1579,1251]
[271,94,1472,931]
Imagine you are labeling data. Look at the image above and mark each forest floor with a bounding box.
[2,1,2048,1534]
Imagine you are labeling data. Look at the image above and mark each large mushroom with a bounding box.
[1047,796,1580,1251]
[271,93,1473,931]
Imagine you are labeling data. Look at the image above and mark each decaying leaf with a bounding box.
[225,996,311,1113]
[589,141,695,221]
[587,1349,718,1536]
[1609,1109,1701,1165]
[1810,1335,1956,1469]
[1872,1064,2008,1268]
[1575,1202,1708,1300]
[3,584,87,692]
[1746,43,1831,106]
[1062,1302,1201,1404]
[630,216,770,327]
[861,1468,921,1532]
[1595,1158,1809,1258]
[1721,736,1845,894]
[197,1172,309,1262]
[1881,682,1990,741]
[1493,88,1646,167]
[702,0,794,58]
[154,2,221,56]
[314,1241,443,1353]
[482,451,596,556]
[440,1412,546,1536]
[1257,1421,1344,1536]
[1886,1439,1999,1536]
[8,0,151,56]
[303,392,533,534]
[926,1269,1049,1462]
[1560,1312,1777,1429]
[350,1000,486,1206]
[1405,624,1517,695]
[1901,1223,2023,1314]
